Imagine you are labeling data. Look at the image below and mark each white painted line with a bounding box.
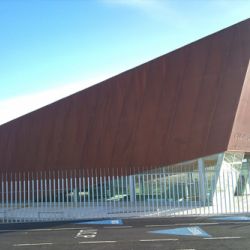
[188,223,219,226]
[176,249,195,250]
[13,243,53,247]
[79,241,117,244]
[103,226,133,229]
[0,227,89,233]
[51,227,87,231]
[145,225,175,228]
[204,236,242,240]
[145,224,172,228]
[140,238,178,242]
[145,222,218,228]
[30,227,87,231]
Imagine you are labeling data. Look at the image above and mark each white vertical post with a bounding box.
[108,174,111,213]
[28,172,30,209]
[62,171,65,209]
[125,173,129,213]
[66,171,69,208]
[218,170,223,214]
[53,172,56,209]
[245,164,249,213]
[112,172,115,210]
[103,171,107,213]
[227,170,232,214]
[163,169,167,216]
[138,172,141,215]
[168,172,171,214]
[95,170,98,210]
[222,171,227,214]
[172,168,176,215]
[49,172,52,208]
[44,172,47,210]
[100,170,103,210]
[70,172,73,208]
[117,170,120,214]
[79,170,82,208]
[214,168,219,215]
[36,173,39,210]
[6,173,8,214]
[15,173,17,210]
[10,173,13,213]
[147,171,150,212]
[134,174,137,214]
[58,171,60,210]
[83,171,86,209]
[155,172,159,213]
[121,170,124,214]
[151,173,154,212]
[176,172,180,213]
[23,173,26,221]
[92,174,94,210]
[143,172,146,215]
[231,170,236,214]
[160,171,163,212]
[74,170,78,209]
[19,173,22,211]
[185,169,189,215]
[210,166,214,215]
[240,171,244,213]
[87,175,90,209]
[205,167,210,215]
[32,173,35,209]
[40,172,43,212]
[182,170,185,216]
[1,173,3,217]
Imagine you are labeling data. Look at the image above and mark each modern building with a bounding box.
[0,19,250,222]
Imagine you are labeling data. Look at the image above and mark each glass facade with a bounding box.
[1,151,250,222]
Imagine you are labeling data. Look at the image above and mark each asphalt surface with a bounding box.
[1,216,250,249]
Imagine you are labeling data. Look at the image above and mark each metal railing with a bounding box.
[1,157,250,223]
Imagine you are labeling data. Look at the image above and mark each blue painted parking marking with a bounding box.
[212,216,250,221]
[74,219,123,225]
[149,226,211,237]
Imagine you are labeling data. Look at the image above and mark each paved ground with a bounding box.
[1,216,250,249]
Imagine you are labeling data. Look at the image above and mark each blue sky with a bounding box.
[0,0,249,124]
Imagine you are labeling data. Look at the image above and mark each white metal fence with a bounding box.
[1,153,250,223]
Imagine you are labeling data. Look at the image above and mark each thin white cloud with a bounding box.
[0,73,112,125]
[104,0,161,9]
[213,0,250,21]
[103,0,250,30]
[103,0,185,25]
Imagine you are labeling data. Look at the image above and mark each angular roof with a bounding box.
[0,19,249,172]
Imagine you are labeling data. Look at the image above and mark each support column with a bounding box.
[211,153,224,206]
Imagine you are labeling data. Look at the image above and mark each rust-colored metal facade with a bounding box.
[0,19,250,173]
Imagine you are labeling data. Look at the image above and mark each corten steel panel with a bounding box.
[0,19,250,173]
[229,63,250,151]
[227,19,250,152]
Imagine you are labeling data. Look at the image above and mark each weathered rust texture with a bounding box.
[0,19,250,173]
[229,63,250,151]
[227,18,250,152]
